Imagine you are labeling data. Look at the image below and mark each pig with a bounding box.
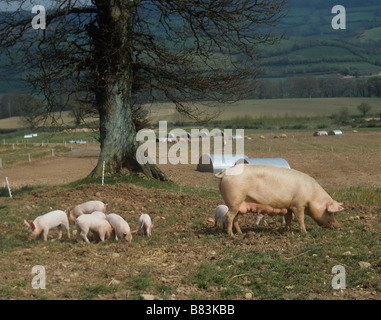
[91,211,106,219]
[24,210,70,241]
[255,213,287,227]
[215,164,344,236]
[256,213,267,226]
[106,213,137,243]
[138,214,154,237]
[75,214,113,243]
[214,205,228,230]
[215,203,282,230]
[67,200,106,224]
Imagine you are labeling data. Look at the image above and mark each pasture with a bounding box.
[0,127,380,300]
[149,97,381,122]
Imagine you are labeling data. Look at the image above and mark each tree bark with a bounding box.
[89,0,168,181]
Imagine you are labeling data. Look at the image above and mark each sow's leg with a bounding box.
[284,210,293,230]
[292,206,307,233]
[226,206,240,237]
[233,215,242,235]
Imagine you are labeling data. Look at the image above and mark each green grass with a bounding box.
[182,185,381,299]
[78,284,119,299]
[64,174,221,201]
[332,187,381,206]
[287,46,355,60]
[0,130,98,144]
[0,144,71,166]
[129,271,153,291]
[150,97,381,123]
[362,27,381,42]
[185,224,380,299]
[0,176,380,300]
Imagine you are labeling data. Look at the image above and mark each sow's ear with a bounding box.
[327,201,344,213]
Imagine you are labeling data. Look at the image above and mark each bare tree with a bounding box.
[357,103,372,117]
[0,0,286,179]
[16,94,45,130]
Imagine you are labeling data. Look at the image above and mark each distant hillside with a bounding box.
[260,1,381,78]
[1,1,381,95]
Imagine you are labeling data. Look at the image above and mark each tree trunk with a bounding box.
[89,0,168,181]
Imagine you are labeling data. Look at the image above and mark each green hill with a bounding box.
[1,1,381,95]
[260,2,381,78]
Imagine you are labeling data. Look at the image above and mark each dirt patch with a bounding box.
[1,131,381,190]
[0,153,98,188]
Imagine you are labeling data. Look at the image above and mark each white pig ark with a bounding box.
[138,214,154,237]
[24,210,70,241]
[216,164,344,236]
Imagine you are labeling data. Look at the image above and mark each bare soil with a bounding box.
[1,131,381,190]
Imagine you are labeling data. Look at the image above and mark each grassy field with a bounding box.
[258,3,381,77]
[0,111,95,130]
[2,97,380,130]
[0,144,71,166]
[2,4,381,96]
[362,27,381,42]
[0,96,380,300]
[0,128,99,146]
[0,141,380,300]
[1,97,380,149]
[148,97,381,123]
[0,176,380,300]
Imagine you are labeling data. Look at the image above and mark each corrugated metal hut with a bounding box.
[197,154,249,173]
[328,130,343,135]
[228,134,243,140]
[197,154,291,173]
[242,158,290,168]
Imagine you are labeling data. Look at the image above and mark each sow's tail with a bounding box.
[214,170,226,179]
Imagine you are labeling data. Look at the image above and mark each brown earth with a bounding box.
[0,153,98,188]
[0,131,380,300]
[1,182,380,300]
[2,130,380,190]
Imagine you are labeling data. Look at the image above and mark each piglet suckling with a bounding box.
[24,210,70,241]
[216,164,344,236]
[138,214,154,237]
[214,205,228,230]
[106,213,137,243]
[67,200,106,224]
[75,214,113,243]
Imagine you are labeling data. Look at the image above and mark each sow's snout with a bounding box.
[327,219,341,229]
[319,211,341,229]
